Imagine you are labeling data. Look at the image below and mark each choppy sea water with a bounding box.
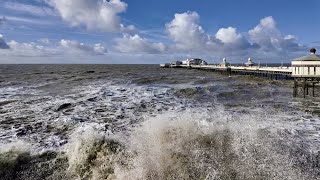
[0,64,320,179]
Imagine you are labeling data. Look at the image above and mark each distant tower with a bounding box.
[220,57,230,67]
[245,57,254,67]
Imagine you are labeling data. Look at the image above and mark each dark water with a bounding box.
[0,64,320,179]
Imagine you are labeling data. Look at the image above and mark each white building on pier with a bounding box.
[292,48,320,77]
[182,58,207,66]
[245,57,254,67]
[220,58,230,67]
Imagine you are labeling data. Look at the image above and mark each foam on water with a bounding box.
[0,102,319,179]
[54,107,318,179]
[1,65,320,179]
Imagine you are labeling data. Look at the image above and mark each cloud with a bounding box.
[248,16,304,52]
[60,39,107,54]
[165,11,258,56]
[248,16,280,50]
[1,15,53,25]
[47,0,131,32]
[4,2,57,17]
[0,34,107,57]
[6,40,58,57]
[0,34,10,49]
[216,27,242,44]
[165,11,208,51]
[38,38,51,44]
[215,27,258,51]
[164,13,305,60]
[114,34,166,54]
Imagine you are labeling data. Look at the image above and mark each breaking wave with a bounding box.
[1,107,317,179]
[108,109,317,180]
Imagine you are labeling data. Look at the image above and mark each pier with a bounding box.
[160,48,320,98]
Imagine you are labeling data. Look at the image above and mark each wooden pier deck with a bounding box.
[162,64,293,80]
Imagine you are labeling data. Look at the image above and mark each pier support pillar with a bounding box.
[303,78,306,98]
[293,78,297,97]
[313,83,315,97]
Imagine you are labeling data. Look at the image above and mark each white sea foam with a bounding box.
[58,106,318,179]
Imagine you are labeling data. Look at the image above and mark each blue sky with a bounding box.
[0,0,319,64]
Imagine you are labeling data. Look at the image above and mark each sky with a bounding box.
[0,0,319,64]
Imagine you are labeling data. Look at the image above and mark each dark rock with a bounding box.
[95,109,105,113]
[105,124,110,130]
[44,125,53,133]
[16,128,27,137]
[0,100,17,107]
[55,103,72,112]
[103,92,114,96]
[25,125,33,132]
[86,71,95,73]
[34,122,43,130]
[13,123,21,129]
[116,115,125,119]
[71,117,86,122]
[59,140,68,146]
[140,103,147,109]
[87,97,98,102]
[118,88,126,92]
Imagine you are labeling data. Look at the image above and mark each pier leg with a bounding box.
[306,83,309,95]
[293,78,297,97]
[313,83,315,97]
[303,78,306,98]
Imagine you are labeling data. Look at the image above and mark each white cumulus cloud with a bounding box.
[60,39,107,54]
[248,16,304,52]
[47,0,130,32]
[0,34,107,58]
[5,40,58,57]
[114,34,166,54]
[216,27,242,44]
[166,11,208,51]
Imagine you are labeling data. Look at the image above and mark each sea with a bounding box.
[0,64,320,179]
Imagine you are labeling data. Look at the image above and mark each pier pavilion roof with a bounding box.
[293,48,320,61]
[293,54,320,61]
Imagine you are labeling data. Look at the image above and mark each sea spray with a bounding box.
[111,109,309,179]
[0,107,318,179]
[60,108,319,179]
[65,126,127,180]
[0,141,31,179]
